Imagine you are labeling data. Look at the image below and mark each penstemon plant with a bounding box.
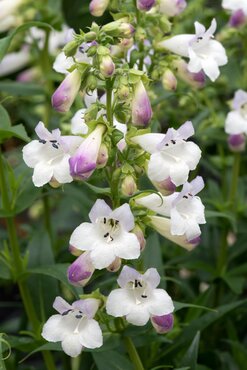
[1,0,247,369]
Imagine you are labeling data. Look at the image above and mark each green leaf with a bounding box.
[174,301,216,313]
[93,350,134,370]
[0,81,45,96]
[143,233,165,287]
[180,332,200,370]
[0,21,52,61]
[0,105,29,143]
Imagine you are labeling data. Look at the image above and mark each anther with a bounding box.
[62,309,72,316]
[39,139,46,144]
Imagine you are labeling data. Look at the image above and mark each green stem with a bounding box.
[124,336,144,370]
[0,148,56,370]
[229,152,241,209]
[42,188,54,248]
[106,79,113,125]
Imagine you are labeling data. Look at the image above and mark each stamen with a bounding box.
[137,281,143,287]
[103,217,106,224]
[62,309,72,316]
[141,294,147,298]
[75,314,83,319]
[183,195,188,199]
[39,139,46,144]
[52,143,59,149]
[171,140,176,144]
[104,232,109,238]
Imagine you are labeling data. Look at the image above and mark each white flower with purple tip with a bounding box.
[69,200,140,269]
[222,0,247,27]
[106,266,174,326]
[42,297,103,357]
[22,122,83,187]
[159,0,187,17]
[136,176,206,242]
[132,121,201,186]
[159,19,227,81]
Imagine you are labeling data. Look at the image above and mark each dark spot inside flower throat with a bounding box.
[62,309,72,316]
[75,314,83,319]
[39,139,46,144]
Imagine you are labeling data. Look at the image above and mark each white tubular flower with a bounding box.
[222,0,247,13]
[225,90,247,135]
[159,19,228,81]
[159,0,187,17]
[106,266,174,326]
[22,122,83,187]
[42,297,103,357]
[0,48,30,77]
[132,121,201,186]
[69,200,140,269]
[137,176,205,242]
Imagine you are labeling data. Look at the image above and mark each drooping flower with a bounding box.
[172,59,206,89]
[42,297,103,357]
[136,176,206,242]
[69,200,140,269]
[222,0,247,27]
[89,0,109,17]
[67,251,95,286]
[132,121,201,186]
[151,313,174,333]
[225,90,247,135]
[159,19,228,81]
[159,0,187,17]
[106,266,174,326]
[132,80,152,127]
[137,0,156,12]
[69,124,105,180]
[22,122,83,187]
[52,69,82,112]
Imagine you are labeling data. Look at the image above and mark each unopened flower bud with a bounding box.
[49,178,61,188]
[132,225,146,251]
[87,45,98,57]
[229,9,246,28]
[119,23,135,38]
[52,69,82,112]
[89,0,109,17]
[67,252,95,286]
[159,0,187,17]
[100,55,115,77]
[152,177,176,195]
[97,143,109,168]
[121,175,137,196]
[86,75,98,91]
[137,0,156,11]
[132,80,152,127]
[228,134,246,152]
[173,59,205,89]
[69,245,83,256]
[119,38,134,51]
[106,257,122,272]
[63,40,79,57]
[162,69,177,91]
[84,31,97,42]
[117,85,130,100]
[151,313,174,334]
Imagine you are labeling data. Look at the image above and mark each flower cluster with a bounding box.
[19,0,231,359]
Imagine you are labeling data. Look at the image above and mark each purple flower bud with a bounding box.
[97,143,109,168]
[228,134,246,152]
[89,0,109,17]
[229,9,246,28]
[132,225,146,251]
[67,252,95,286]
[153,177,176,195]
[173,60,205,89]
[188,236,201,246]
[137,0,156,11]
[162,69,177,91]
[121,175,137,196]
[151,313,174,334]
[69,244,83,257]
[100,55,115,77]
[119,23,135,38]
[69,125,105,180]
[132,80,152,127]
[107,257,122,272]
[52,69,81,112]
[159,0,187,17]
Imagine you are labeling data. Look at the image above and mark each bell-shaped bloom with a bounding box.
[159,0,187,17]
[69,200,140,269]
[225,90,247,136]
[137,0,156,11]
[106,266,174,326]
[222,0,247,27]
[172,59,206,89]
[136,176,205,242]
[22,122,83,187]
[151,313,174,333]
[132,80,152,127]
[68,252,95,286]
[159,19,227,82]
[69,124,105,180]
[100,55,115,77]
[89,0,109,16]
[132,121,201,186]
[42,297,103,357]
[52,69,82,112]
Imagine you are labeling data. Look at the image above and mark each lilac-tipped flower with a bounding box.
[229,9,246,27]
[89,0,109,16]
[67,252,95,287]
[121,175,137,196]
[69,125,105,180]
[97,143,109,168]
[137,0,156,11]
[152,177,176,195]
[159,0,187,17]
[69,244,83,256]
[133,224,146,251]
[228,134,246,152]
[52,69,82,112]
[132,80,152,127]
[151,313,174,334]
[173,59,206,89]
[107,257,122,272]
[162,69,177,91]
[100,55,115,77]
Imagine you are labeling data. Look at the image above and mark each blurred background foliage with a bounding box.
[0,0,247,369]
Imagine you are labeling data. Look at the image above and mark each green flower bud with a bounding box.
[63,40,79,57]
[84,31,97,42]
[121,175,137,196]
